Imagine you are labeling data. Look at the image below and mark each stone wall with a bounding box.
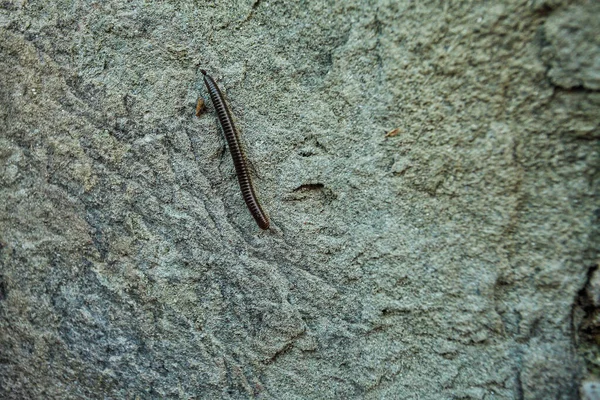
[1,1,598,398]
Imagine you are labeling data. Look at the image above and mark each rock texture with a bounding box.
[0,1,598,399]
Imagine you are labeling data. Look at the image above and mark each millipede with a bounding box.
[200,69,270,230]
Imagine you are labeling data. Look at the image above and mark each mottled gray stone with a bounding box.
[0,1,598,399]
[587,268,600,308]
[543,2,600,90]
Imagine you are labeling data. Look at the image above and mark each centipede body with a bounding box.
[201,69,270,230]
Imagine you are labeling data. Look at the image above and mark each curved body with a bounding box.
[201,70,270,230]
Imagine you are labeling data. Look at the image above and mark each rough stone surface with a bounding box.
[0,1,598,399]
[543,1,600,90]
[582,379,600,400]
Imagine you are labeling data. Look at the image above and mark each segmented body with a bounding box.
[201,70,270,230]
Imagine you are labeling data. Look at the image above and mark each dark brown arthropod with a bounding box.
[201,70,270,230]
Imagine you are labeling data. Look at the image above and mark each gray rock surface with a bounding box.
[0,1,598,399]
